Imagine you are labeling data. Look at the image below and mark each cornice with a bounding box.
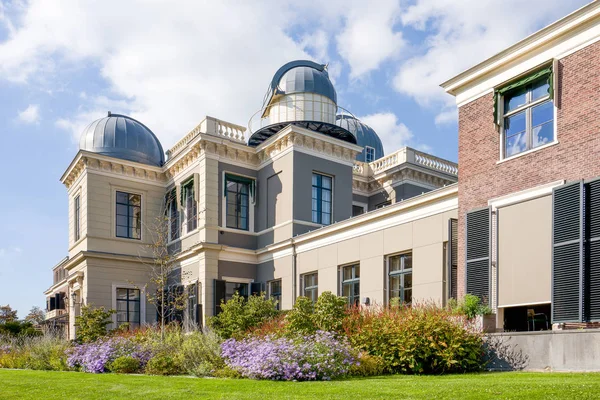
[352,165,455,196]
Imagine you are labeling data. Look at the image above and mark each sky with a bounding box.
[0,0,590,318]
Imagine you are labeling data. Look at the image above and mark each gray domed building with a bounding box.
[79,112,165,167]
[336,115,384,162]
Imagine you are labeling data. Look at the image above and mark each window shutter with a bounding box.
[214,279,226,316]
[176,184,182,209]
[466,207,491,304]
[552,181,583,323]
[448,218,458,300]
[586,179,600,321]
[193,173,200,202]
[49,297,56,311]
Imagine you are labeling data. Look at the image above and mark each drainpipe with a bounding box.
[291,239,297,305]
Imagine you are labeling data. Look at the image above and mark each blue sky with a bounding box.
[0,0,589,317]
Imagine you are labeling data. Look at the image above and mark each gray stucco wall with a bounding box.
[293,152,353,225]
[395,183,430,202]
[367,191,390,211]
[487,330,600,371]
[218,260,257,280]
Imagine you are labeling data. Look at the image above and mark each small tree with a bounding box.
[25,306,46,325]
[74,304,115,343]
[142,191,189,340]
[0,305,18,324]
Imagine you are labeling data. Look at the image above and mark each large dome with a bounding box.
[336,115,384,162]
[267,60,337,105]
[79,112,165,167]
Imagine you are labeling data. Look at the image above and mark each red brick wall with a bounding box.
[457,40,600,297]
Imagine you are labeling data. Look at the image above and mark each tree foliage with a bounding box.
[74,305,115,343]
[0,305,18,324]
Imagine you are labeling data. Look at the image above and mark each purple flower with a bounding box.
[221,331,355,381]
[67,337,152,373]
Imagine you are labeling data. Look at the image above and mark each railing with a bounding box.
[166,117,248,159]
[352,147,458,178]
[248,104,358,134]
[45,309,67,320]
[413,150,458,175]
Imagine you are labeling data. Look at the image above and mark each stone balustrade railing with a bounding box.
[166,117,248,159]
[352,147,458,178]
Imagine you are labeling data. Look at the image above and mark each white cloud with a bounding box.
[359,112,413,155]
[336,0,404,79]
[393,0,588,120]
[434,108,457,125]
[17,104,40,124]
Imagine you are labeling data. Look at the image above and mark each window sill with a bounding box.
[497,140,559,164]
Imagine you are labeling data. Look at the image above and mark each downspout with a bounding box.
[292,239,297,305]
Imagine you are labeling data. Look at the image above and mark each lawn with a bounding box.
[1,370,600,399]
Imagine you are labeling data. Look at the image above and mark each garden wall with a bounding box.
[488,329,600,371]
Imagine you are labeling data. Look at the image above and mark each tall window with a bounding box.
[312,173,332,225]
[167,190,179,241]
[74,195,81,242]
[116,288,140,328]
[225,175,251,231]
[341,264,360,306]
[502,74,554,158]
[302,272,318,303]
[365,146,375,163]
[187,283,198,328]
[268,280,282,310]
[116,191,141,239]
[388,253,412,305]
[184,180,197,233]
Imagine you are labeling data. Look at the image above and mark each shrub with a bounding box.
[284,297,315,335]
[450,294,493,319]
[349,353,386,377]
[67,337,152,373]
[0,321,41,337]
[108,356,140,373]
[313,292,347,333]
[0,333,70,371]
[145,354,183,375]
[208,292,279,339]
[180,329,225,377]
[344,304,484,374]
[74,305,115,343]
[221,331,355,381]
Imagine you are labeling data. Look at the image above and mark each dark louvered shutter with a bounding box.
[586,179,600,321]
[552,181,583,323]
[214,279,226,316]
[448,218,458,300]
[466,208,490,304]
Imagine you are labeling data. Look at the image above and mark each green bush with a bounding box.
[212,366,241,378]
[107,356,140,373]
[208,292,279,339]
[349,353,386,377]
[181,329,225,377]
[0,333,71,371]
[145,354,183,375]
[313,291,347,333]
[75,305,115,343]
[0,321,41,337]
[344,304,484,374]
[450,294,493,319]
[284,296,315,335]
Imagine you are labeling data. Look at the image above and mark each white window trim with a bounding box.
[384,251,412,305]
[499,79,557,161]
[111,282,146,328]
[182,179,199,236]
[71,186,83,247]
[300,271,319,299]
[221,171,256,233]
[352,201,368,216]
[365,146,376,163]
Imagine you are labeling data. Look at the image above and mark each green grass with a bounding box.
[1,369,600,399]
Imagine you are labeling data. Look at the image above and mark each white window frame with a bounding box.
[301,272,319,302]
[499,68,557,161]
[267,279,282,309]
[352,201,367,217]
[311,171,334,225]
[385,251,413,306]
[365,146,376,163]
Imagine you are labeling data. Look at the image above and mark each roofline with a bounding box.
[440,1,600,95]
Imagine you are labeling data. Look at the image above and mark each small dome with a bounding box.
[336,115,384,162]
[79,113,165,167]
[265,60,337,107]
